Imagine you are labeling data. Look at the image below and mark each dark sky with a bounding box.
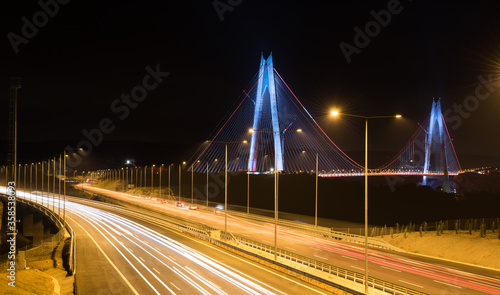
[1,0,499,165]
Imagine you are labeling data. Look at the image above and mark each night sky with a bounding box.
[1,0,499,167]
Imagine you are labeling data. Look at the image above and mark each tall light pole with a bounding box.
[30,163,33,202]
[179,162,185,201]
[249,128,301,260]
[168,164,172,197]
[315,152,318,228]
[209,140,248,233]
[206,162,209,207]
[41,161,44,206]
[63,151,67,221]
[151,164,155,196]
[159,164,163,199]
[331,110,401,294]
[53,157,56,212]
[59,154,62,216]
[247,172,250,214]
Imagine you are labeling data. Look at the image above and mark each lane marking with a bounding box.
[153,268,160,275]
[139,257,145,263]
[285,246,296,251]
[314,255,328,260]
[68,194,329,295]
[433,280,462,289]
[169,255,176,261]
[170,282,181,291]
[66,216,141,295]
[399,280,424,288]
[128,248,134,253]
[155,247,161,251]
[342,255,358,261]
[380,266,401,272]
[351,266,365,271]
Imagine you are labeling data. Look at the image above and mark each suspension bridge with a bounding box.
[189,54,461,185]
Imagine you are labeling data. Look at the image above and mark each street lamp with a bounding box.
[179,162,186,201]
[151,164,155,196]
[331,110,401,293]
[249,128,302,260]
[160,164,164,200]
[208,140,248,233]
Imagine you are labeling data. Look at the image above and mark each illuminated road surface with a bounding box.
[4,188,330,295]
[79,184,500,295]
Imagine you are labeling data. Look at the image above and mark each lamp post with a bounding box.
[247,172,250,214]
[35,163,38,203]
[41,161,44,206]
[208,140,248,233]
[151,165,155,196]
[206,162,209,207]
[160,164,163,200]
[315,152,318,227]
[179,162,186,201]
[168,164,172,197]
[30,163,33,202]
[331,110,401,293]
[249,128,302,260]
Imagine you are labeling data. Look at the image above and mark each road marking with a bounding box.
[71,189,329,295]
[152,268,160,275]
[342,255,358,261]
[433,280,462,289]
[128,248,134,253]
[285,246,296,251]
[139,257,145,262]
[66,216,141,295]
[351,266,365,271]
[399,280,424,288]
[170,282,181,291]
[155,247,161,251]
[169,255,176,261]
[314,254,328,260]
[380,266,401,272]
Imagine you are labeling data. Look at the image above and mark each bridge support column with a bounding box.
[33,219,44,244]
[22,213,34,237]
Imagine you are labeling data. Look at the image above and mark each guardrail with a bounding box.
[180,225,365,295]
[179,223,426,295]
[0,192,76,275]
[83,186,422,294]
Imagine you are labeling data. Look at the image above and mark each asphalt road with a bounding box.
[7,188,331,295]
[79,184,500,295]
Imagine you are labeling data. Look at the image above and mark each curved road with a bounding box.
[79,184,500,295]
[6,188,330,295]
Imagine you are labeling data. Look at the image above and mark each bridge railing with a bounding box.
[5,192,77,275]
[177,222,426,295]
[231,234,425,295]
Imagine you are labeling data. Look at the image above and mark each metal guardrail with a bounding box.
[0,193,76,275]
[83,186,422,295]
[180,225,365,295]
[232,235,426,295]
[179,223,426,295]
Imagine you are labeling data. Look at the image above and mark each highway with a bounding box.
[3,188,331,295]
[78,183,500,295]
